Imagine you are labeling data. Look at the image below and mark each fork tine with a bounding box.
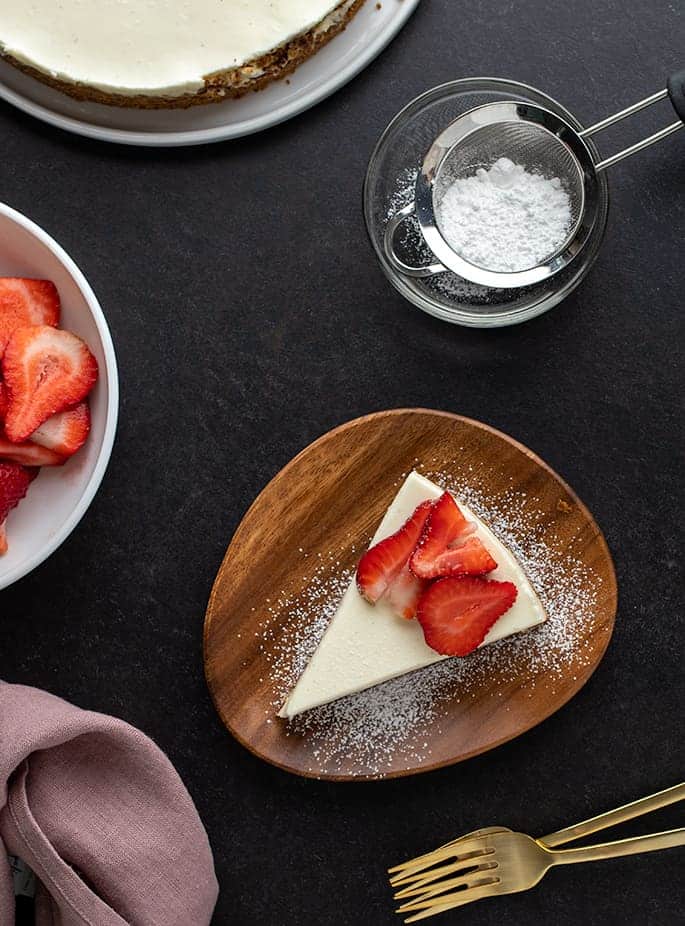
[393,855,492,896]
[388,845,456,877]
[387,828,488,874]
[389,848,455,885]
[396,871,499,911]
[398,881,500,922]
[390,844,488,887]
[388,831,475,874]
[404,906,456,924]
[394,860,498,900]
[429,824,506,852]
[388,828,505,881]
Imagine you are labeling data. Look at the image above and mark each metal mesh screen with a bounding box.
[432,122,585,268]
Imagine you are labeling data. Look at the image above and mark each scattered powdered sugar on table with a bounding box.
[259,469,600,777]
[436,157,573,272]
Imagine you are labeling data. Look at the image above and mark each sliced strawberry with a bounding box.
[410,492,471,578]
[384,564,428,620]
[3,326,98,443]
[31,402,90,458]
[0,278,60,354]
[417,576,518,656]
[410,491,496,579]
[421,534,497,579]
[0,433,65,466]
[0,461,34,553]
[0,382,7,421]
[357,499,434,604]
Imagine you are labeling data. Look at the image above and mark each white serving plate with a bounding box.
[0,0,421,147]
[0,203,118,590]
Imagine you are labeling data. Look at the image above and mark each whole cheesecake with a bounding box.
[0,0,366,108]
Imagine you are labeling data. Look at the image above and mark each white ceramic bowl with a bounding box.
[0,202,118,589]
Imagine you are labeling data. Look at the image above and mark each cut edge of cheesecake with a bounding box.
[0,0,366,109]
[278,472,548,719]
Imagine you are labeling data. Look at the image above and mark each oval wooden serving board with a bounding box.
[204,410,617,781]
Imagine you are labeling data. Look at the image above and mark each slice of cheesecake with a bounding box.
[279,472,547,719]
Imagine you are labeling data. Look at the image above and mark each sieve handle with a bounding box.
[383,203,446,278]
[581,72,685,172]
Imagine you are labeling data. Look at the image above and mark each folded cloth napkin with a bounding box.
[0,682,218,925]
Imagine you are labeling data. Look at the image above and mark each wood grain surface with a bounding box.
[204,410,617,781]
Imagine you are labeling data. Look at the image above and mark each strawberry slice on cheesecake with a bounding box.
[417,576,518,656]
[356,499,432,618]
[410,491,497,580]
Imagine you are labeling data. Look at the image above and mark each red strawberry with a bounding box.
[3,326,98,443]
[0,278,60,354]
[0,461,34,554]
[410,491,496,579]
[357,499,434,604]
[384,564,428,620]
[0,382,7,421]
[0,433,65,466]
[422,534,498,579]
[31,402,90,458]
[417,576,518,656]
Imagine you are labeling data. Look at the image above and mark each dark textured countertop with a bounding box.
[2,1,684,923]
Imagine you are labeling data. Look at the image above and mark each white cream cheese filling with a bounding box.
[279,472,547,719]
[0,0,356,97]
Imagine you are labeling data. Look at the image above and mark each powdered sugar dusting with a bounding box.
[436,158,573,273]
[385,168,495,304]
[259,466,602,777]
[385,166,418,221]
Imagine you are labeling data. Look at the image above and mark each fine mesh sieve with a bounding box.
[385,72,685,289]
[432,121,585,245]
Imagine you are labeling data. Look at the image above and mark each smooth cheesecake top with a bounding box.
[0,0,350,97]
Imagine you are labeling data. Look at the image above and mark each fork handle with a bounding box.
[550,828,685,866]
[541,782,685,848]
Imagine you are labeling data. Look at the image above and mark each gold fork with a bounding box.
[390,783,685,922]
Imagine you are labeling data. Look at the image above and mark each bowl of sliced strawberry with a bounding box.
[0,203,117,589]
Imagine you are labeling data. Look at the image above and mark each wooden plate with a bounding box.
[204,410,617,780]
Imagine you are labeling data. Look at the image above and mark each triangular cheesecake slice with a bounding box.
[279,472,547,719]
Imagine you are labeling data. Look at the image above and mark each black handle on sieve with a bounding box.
[667,69,685,124]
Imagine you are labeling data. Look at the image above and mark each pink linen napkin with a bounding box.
[0,682,218,925]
